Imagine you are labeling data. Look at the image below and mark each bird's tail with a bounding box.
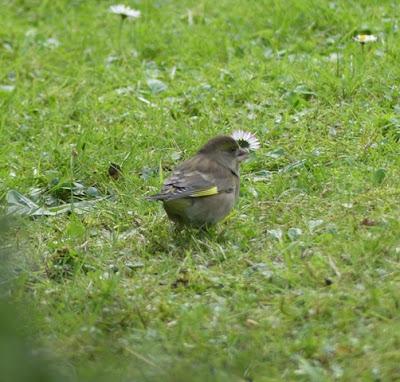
[146,194,165,201]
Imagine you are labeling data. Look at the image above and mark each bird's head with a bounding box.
[198,135,248,170]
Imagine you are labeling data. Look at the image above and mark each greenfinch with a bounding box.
[147,135,249,227]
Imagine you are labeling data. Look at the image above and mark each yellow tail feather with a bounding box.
[190,186,218,197]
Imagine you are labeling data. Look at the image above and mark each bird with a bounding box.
[147,135,250,227]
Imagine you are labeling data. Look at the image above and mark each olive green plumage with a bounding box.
[147,135,248,227]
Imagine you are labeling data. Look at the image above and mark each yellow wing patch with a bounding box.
[190,186,218,197]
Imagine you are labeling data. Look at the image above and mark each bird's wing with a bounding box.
[147,155,236,201]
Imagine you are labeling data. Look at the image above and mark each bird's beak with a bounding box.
[237,148,249,162]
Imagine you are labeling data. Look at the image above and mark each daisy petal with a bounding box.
[109,4,141,19]
[232,130,260,151]
[353,34,378,44]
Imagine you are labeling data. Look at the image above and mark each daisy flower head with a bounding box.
[353,34,378,44]
[232,130,260,151]
[109,4,141,20]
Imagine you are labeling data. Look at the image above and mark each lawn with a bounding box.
[1,0,400,381]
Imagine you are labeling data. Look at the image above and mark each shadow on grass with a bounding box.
[144,219,234,259]
[0,216,121,382]
[0,216,245,382]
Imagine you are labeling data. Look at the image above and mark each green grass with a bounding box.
[1,0,400,380]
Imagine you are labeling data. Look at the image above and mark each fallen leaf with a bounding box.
[287,227,302,241]
[147,78,168,94]
[373,168,386,185]
[308,219,324,232]
[108,163,122,180]
[6,190,109,217]
[267,228,283,241]
[360,218,378,227]
[252,170,273,182]
[245,318,259,327]
[280,159,306,173]
[266,148,285,159]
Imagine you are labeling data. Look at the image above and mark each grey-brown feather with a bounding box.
[147,135,242,226]
[164,190,237,226]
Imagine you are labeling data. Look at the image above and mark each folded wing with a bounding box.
[147,155,235,201]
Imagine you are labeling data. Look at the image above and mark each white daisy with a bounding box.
[43,37,60,48]
[353,34,378,44]
[109,4,141,20]
[232,130,260,151]
[0,84,15,92]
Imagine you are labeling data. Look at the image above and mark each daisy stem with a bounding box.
[336,50,340,77]
[350,53,354,78]
[118,17,125,54]
[132,17,137,53]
